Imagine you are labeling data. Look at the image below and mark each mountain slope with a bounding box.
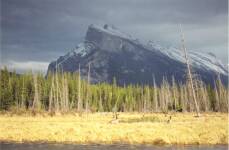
[47,24,228,86]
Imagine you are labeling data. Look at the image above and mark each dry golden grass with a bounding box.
[0,112,228,145]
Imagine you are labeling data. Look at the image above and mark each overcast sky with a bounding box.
[1,0,228,73]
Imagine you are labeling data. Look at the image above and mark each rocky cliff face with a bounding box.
[47,24,228,86]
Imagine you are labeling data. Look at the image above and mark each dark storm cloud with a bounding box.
[1,0,228,72]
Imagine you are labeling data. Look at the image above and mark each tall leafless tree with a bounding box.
[180,25,200,117]
[86,62,91,114]
[77,64,82,113]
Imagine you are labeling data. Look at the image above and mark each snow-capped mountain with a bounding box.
[47,24,228,86]
[146,41,227,75]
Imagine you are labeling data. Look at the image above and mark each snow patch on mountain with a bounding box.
[73,43,87,56]
[147,41,227,75]
[190,52,227,75]
[64,42,94,59]
[89,24,135,41]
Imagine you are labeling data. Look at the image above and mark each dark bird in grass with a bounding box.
[167,116,172,123]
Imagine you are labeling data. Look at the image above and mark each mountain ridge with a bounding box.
[47,24,228,86]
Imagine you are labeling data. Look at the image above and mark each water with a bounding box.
[0,143,228,150]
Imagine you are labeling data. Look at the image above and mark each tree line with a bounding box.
[0,67,228,114]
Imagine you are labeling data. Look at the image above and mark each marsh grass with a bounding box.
[120,116,162,123]
[0,112,228,145]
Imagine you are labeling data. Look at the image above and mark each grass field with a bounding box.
[0,112,228,145]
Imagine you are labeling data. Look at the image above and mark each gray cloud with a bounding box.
[1,0,228,72]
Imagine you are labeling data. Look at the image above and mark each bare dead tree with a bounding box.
[153,76,158,112]
[99,88,103,112]
[49,76,55,115]
[55,72,60,113]
[143,87,147,117]
[172,77,178,111]
[61,73,69,112]
[141,87,146,117]
[179,84,186,112]
[32,74,40,114]
[49,77,53,112]
[64,74,69,112]
[215,74,228,112]
[199,80,209,112]
[179,24,200,117]
[77,64,82,114]
[147,86,150,112]
[86,62,91,115]
[21,76,26,109]
[162,77,169,113]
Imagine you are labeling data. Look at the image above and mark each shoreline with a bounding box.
[1,141,229,147]
[0,113,228,145]
[1,140,229,146]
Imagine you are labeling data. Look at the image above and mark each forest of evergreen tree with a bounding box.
[0,67,228,114]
